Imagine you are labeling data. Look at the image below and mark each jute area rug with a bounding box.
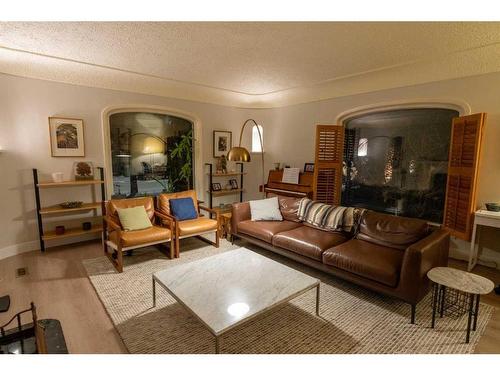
[83,238,494,354]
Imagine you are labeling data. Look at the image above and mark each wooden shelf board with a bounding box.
[42,225,103,241]
[208,172,247,177]
[39,202,103,215]
[208,189,244,197]
[37,180,104,188]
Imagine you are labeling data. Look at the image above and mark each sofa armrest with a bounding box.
[398,228,450,303]
[231,202,251,235]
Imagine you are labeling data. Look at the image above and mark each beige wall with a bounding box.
[1,72,499,268]
[0,73,252,257]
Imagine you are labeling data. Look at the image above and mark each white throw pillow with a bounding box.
[249,196,283,221]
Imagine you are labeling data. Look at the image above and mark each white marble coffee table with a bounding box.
[152,248,320,353]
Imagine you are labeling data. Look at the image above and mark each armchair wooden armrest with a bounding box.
[154,210,176,229]
[199,205,220,222]
[104,216,121,234]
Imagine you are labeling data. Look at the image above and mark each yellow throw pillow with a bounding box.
[117,206,153,231]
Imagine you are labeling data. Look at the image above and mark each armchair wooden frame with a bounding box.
[102,211,175,273]
[158,202,220,258]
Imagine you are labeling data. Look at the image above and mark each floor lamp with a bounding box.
[227,119,266,198]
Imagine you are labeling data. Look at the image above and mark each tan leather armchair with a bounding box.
[157,190,219,257]
[103,197,174,272]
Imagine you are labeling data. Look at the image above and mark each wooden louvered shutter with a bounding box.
[313,125,344,205]
[443,113,486,241]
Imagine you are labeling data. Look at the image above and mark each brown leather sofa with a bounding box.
[231,196,450,323]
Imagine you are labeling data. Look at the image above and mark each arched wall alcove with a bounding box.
[336,98,471,125]
[101,104,203,199]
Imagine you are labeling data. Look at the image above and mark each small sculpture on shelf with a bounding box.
[216,155,228,174]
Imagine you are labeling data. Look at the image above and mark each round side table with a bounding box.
[427,267,494,343]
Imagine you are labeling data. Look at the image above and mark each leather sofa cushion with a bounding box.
[158,190,199,216]
[237,220,302,243]
[109,226,171,248]
[178,217,218,237]
[356,210,428,250]
[323,239,404,287]
[273,225,348,261]
[278,196,302,222]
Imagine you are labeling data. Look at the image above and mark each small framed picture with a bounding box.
[304,163,315,173]
[212,182,222,191]
[213,130,232,158]
[73,161,95,180]
[49,117,85,157]
[229,178,239,189]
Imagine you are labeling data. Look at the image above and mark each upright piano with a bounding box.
[264,169,314,198]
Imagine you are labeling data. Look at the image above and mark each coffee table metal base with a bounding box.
[152,276,321,353]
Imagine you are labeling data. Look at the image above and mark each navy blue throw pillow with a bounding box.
[170,197,198,221]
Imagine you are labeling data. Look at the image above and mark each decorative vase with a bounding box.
[51,172,64,183]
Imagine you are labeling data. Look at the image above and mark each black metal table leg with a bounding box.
[440,285,446,318]
[431,283,439,328]
[466,293,475,343]
[473,294,480,331]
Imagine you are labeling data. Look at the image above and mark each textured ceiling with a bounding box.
[1,22,500,107]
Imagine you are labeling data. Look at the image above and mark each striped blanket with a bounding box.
[297,198,364,233]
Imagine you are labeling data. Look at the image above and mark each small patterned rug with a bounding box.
[83,238,494,354]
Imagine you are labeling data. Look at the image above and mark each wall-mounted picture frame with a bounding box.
[49,117,85,157]
[304,163,315,173]
[213,130,232,158]
[73,161,95,180]
[212,182,222,191]
[229,178,239,189]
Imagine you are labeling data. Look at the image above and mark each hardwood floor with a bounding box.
[0,240,127,353]
[0,240,499,353]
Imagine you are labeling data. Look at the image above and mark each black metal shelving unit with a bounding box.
[32,167,106,252]
[205,162,244,210]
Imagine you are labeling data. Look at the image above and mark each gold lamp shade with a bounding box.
[227,146,251,162]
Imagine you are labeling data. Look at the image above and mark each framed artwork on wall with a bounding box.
[49,117,85,157]
[213,130,232,158]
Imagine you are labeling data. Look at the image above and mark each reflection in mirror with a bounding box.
[109,112,193,198]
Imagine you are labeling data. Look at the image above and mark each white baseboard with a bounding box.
[0,240,40,261]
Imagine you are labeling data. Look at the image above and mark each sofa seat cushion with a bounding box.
[357,210,428,250]
[322,239,404,287]
[109,226,171,248]
[272,226,348,261]
[237,220,302,243]
[178,217,218,237]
